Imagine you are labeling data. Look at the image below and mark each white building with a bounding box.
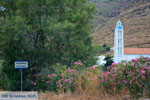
[114,21,150,63]
[96,56,106,65]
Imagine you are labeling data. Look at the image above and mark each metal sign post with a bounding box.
[15,61,28,91]
[21,69,23,91]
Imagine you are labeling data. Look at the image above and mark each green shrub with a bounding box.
[98,44,112,54]
[0,60,8,90]
[0,78,7,90]
[103,55,114,71]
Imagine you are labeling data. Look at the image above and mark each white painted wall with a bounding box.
[96,56,106,65]
[124,54,150,61]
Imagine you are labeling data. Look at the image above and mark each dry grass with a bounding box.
[39,92,149,100]
[39,92,129,100]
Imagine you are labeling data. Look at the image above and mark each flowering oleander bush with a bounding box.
[73,60,85,71]
[31,61,100,93]
[31,63,79,92]
[30,57,150,99]
[53,64,78,93]
[99,57,150,99]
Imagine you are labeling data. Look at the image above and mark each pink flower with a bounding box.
[89,66,96,70]
[112,67,120,70]
[145,67,150,70]
[131,63,135,66]
[34,74,37,76]
[112,63,117,66]
[58,80,61,85]
[47,74,51,78]
[137,75,140,78]
[30,81,34,85]
[132,77,135,81]
[51,73,57,77]
[132,58,138,61]
[64,79,68,82]
[123,75,126,79]
[41,80,44,82]
[130,80,133,84]
[135,58,138,61]
[61,73,64,77]
[101,79,104,82]
[107,67,110,70]
[73,61,83,66]
[67,68,71,73]
[142,75,145,80]
[141,70,146,74]
[106,72,110,76]
[59,85,62,88]
[110,70,112,73]
[147,58,149,61]
[41,77,44,79]
[68,79,72,84]
[61,78,64,81]
[105,78,108,81]
[123,80,127,84]
[112,74,117,77]
[34,82,36,85]
[129,71,132,74]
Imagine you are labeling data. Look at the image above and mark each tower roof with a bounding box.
[116,21,123,29]
[124,48,150,55]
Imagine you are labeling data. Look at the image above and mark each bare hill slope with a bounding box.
[92,2,150,48]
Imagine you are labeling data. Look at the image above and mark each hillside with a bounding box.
[92,0,150,48]
[89,0,130,29]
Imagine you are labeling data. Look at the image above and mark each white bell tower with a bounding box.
[114,21,124,63]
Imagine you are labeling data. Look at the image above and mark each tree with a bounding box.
[103,55,114,71]
[0,0,97,90]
